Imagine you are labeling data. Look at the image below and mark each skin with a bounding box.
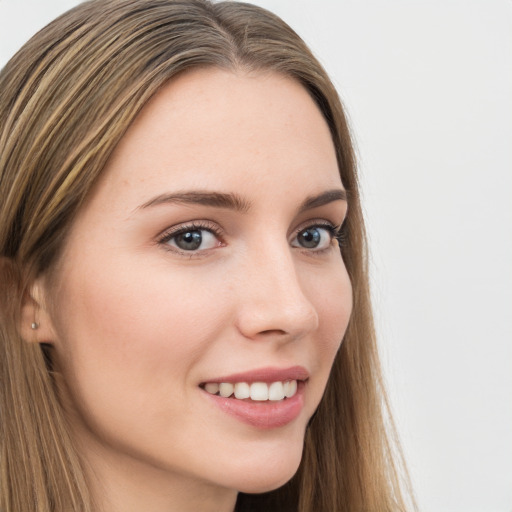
[31,68,353,512]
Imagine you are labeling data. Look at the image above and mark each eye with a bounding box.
[291,224,337,250]
[159,223,221,252]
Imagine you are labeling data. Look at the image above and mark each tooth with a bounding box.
[205,383,219,395]
[268,381,285,401]
[219,382,234,398]
[234,382,250,399]
[284,380,297,398]
[250,382,268,401]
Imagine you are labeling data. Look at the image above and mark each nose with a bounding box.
[234,243,319,342]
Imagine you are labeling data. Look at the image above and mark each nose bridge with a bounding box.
[235,239,319,340]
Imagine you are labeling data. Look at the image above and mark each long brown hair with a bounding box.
[0,1,413,510]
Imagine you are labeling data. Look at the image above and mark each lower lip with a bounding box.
[202,382,305,429]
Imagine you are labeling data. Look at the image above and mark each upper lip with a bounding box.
[201,365,309,384]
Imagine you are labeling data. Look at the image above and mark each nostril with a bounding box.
[259,329,287,336]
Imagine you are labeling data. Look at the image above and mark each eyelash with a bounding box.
[311,222,346,249]
[157,220,224,254]
[157,219,346,256]
[299,222,346,254]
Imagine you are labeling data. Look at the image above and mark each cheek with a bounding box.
[56,247,219,340]
[48,253,236,462]
[316,261,352,338]
[307,260,352,383]
[50,252,226,411]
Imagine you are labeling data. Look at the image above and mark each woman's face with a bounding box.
[42,69,352,501]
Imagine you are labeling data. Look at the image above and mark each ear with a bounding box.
[20,278,56,344]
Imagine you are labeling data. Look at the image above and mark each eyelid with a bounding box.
[290,219,343,252]
[291,219,342,239]
[157,220,224,255]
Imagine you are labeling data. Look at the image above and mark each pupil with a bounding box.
[299,228,320,248]
[176,230,202,250]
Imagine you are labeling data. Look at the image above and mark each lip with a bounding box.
[200,366,308,429]
[201,365,309,384]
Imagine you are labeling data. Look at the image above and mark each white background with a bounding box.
[1,1,511,511]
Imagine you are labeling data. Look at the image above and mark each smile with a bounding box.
[202,380,298,401]
[199,366,308,428]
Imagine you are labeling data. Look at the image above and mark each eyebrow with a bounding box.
[298,189,347,213]
[136,188,346,214]
[137,191,251,213]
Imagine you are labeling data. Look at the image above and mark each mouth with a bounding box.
[199,366,308,428]
[200,379,299,402]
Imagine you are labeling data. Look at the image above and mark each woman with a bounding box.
[0,1,413,511]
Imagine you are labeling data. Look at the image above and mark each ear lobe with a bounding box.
[20,279,56,344]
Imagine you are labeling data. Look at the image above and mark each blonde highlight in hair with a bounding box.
[0,1,414,510]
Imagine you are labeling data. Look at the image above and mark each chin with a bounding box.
[236,475,295,495]
[230,447,303,495]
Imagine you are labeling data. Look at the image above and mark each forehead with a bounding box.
[92,68,342,211]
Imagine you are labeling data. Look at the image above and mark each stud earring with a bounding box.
[31,322,39,330]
